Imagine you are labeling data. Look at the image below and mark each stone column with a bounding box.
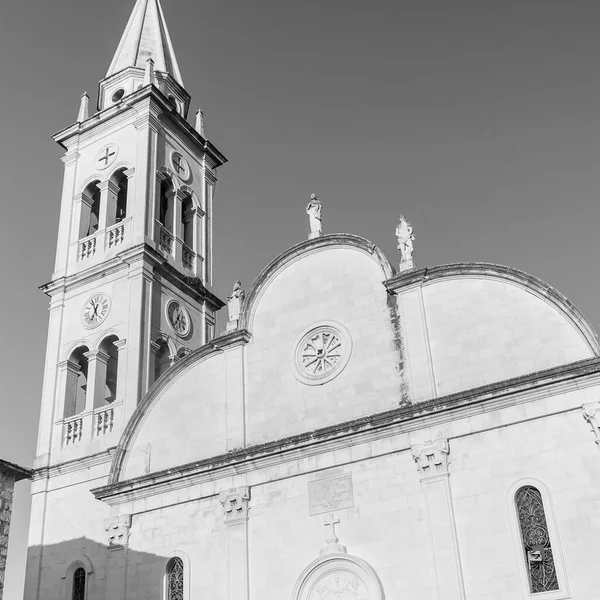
[57,359,81,418]
[75,192,94,239]
[172,189,186,263]
[219,488,250,600]
[113,339,127,404]
[98,180,120,230]
[411,439,465,600]
[84,350,110,411]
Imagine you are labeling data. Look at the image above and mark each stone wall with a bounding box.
[0,472,15,600]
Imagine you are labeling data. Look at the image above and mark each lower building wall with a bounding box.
[24,384,600,600]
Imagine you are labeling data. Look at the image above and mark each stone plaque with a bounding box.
[309,473,354,516]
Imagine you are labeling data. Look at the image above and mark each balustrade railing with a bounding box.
[159,227,174,255]
[107,223,125,248]
[79,236,97,260]
[64,417,83,446]
[182,244,194,271]
[95,406,114,436]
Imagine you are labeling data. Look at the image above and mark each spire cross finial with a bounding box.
[324,513,340,544]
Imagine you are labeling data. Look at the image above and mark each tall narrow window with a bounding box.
[115,171,128,223]
[154,339,171,383]
[80,181,101,238]
[515,485,559,593]
[64,346,90,418]
[181,193,194,248]
[159,178,174,231]
[72,567,86,600]
[167,557,184,600]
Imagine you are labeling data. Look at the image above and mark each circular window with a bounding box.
[292,321,352,386]
[170,151,191,181]
[111,89,125,103]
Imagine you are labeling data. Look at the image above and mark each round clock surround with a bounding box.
[292,321,352,386]
[166,299,191,337]
[82,293,111,329]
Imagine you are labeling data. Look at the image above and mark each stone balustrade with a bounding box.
[94,406,115,437]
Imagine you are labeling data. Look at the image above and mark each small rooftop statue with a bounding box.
[306,193,323,239]
[396,215,415,272]
[226,280,245,331]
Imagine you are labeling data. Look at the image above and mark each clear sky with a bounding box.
[3,0,600,596]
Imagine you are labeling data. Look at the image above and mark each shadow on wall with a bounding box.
[25,537,183,600]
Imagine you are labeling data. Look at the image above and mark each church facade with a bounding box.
[25,1,600,599]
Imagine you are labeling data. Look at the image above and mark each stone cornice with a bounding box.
[384,262,600,355]
[93,356,600,503]
[32,448,115,481]
[0,459,32,482]
[40,244,224,310]
[239,234,395,331]
[54,86,227,169]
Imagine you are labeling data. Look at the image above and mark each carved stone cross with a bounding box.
[98,147,116,167]
[173,154,185,175]
[320,513,346,556]
[324,513,340,543]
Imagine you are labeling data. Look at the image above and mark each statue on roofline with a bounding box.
[396,215,415,271]
[306,193,323,239]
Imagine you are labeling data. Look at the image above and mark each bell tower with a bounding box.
[34,0,226,469]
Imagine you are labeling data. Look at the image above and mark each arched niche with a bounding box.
[292,553,385,600]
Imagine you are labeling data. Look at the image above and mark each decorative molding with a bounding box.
[239,234,395,331]
[219,487,250,525]
[384,262,600,357]
[582,402,600,448]
[94,356,600,502]
[104,514,131,548]
[411,439,449,478]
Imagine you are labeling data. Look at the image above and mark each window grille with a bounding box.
[515,485,559,593]
[167,557,184,600]
[72,567,86,600]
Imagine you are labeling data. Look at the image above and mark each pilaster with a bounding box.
[411,439,465,600]
[84,349,110,410]
[219,487,250,600]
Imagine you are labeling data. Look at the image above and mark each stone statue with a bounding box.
[226,281,245,329]
[395,215,415,271]
[306,193,323,239]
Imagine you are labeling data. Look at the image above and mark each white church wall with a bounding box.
[121,352,228,480]
[422,277,592,397]
[245,246,402,445]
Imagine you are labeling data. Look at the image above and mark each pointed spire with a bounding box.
[195,109,205,137]
[77,92,90,122]
[143,58,155,86]
[106,0,184,86]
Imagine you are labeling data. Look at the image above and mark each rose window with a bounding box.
[293,323,352,385]
[301,331,342,375]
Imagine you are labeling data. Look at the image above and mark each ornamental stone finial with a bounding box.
[306,193,323,239]
[396,214,415,272]
[195,109,205,137]
[143,57,155,86]
[226,281,245,331]
[77,92,90,123]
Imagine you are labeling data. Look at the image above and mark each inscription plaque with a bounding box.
[309,473,354,516]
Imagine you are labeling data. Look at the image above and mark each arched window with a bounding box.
[97,335,120,407]
[166,557,184,600]
[80,181,101,238]
[72,567,86,600]
[181,193,194,248]
[515,485,559,593]
[153,339,171,383]
[113,169,128,223]
[64,346,90,418]
[159,178,174,231]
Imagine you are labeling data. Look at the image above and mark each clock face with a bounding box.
[166,300,191,336]
[82,293,111,329]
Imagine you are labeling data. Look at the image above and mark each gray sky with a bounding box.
[3,0,600,596]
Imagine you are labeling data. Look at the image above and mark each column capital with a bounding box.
[113,339,127,352]
[58,359,81,374]
[104,514,131,548]
[123,167,136,179]
[97,180,120,194]
[411,438,450,478]
[219,487,250,525]
[150,341,162,355]
[83,349,111,365]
